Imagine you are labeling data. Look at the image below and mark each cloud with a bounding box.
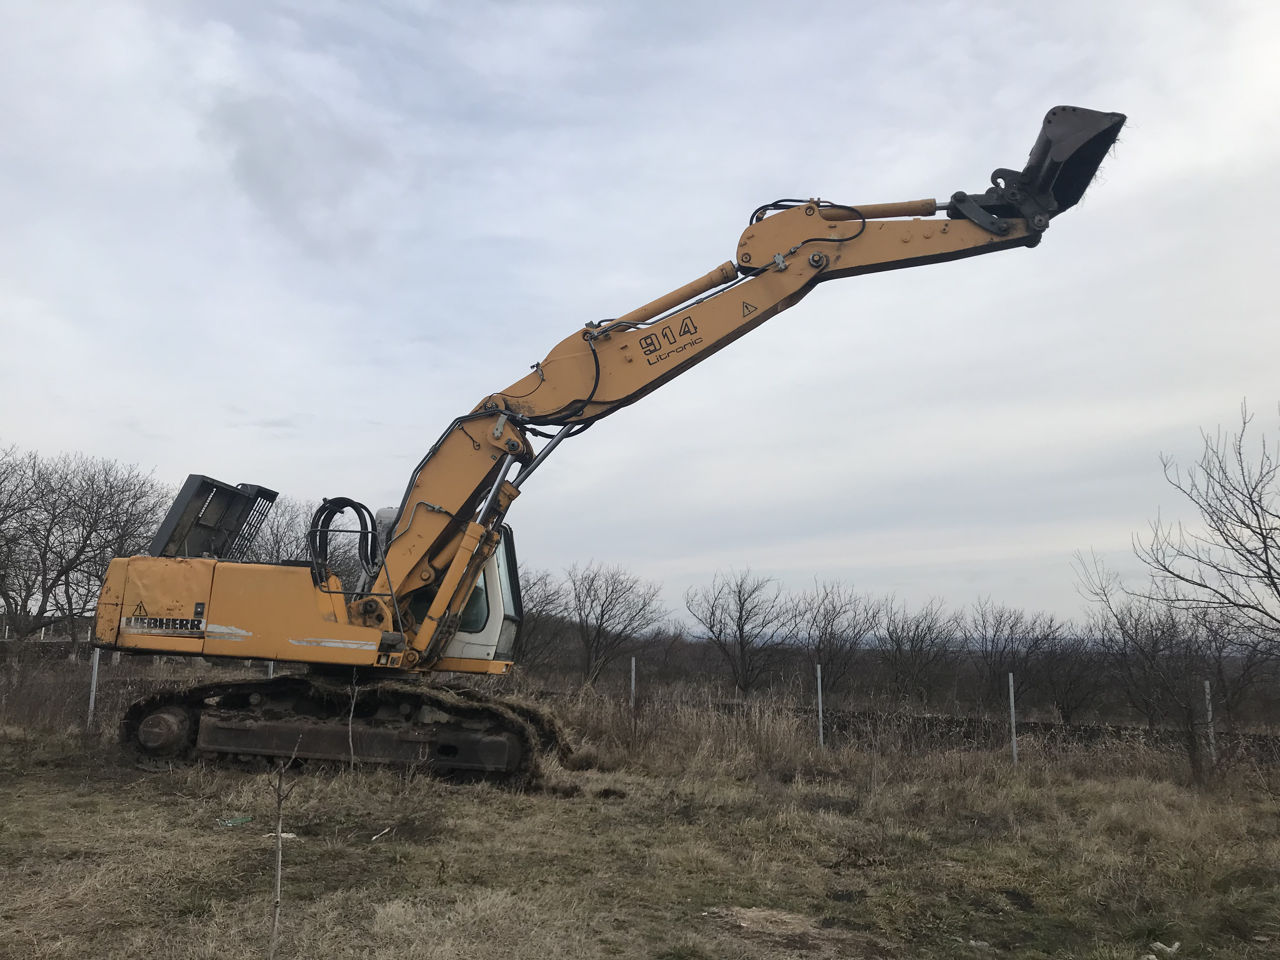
[2,1,1278,622]
[206,91,395,255]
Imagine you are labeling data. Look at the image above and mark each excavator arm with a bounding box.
[372,105,1126,667]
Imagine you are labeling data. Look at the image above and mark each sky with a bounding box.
[2,1,1279,623]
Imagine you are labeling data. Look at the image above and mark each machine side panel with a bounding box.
[93,557,130,646]
[204,563,382,666]
[116,557,216,654]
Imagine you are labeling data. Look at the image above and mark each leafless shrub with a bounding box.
[965,598,1064,712]
[1037,626,1105,724]
[873,597,959,707]
[512,567,570,673]
[794,581,881,699]
[565,562,664,686]
[686,569,794,697]
[1079,556,1274,782]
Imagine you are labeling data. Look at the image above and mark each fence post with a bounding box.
[1203,679,1216,766]
[629,656,636,712]
[87,647,101,730]
[816,663,825,748]
[267,661,275,680]
[40,626,46,641]
[1008,671,1018,766]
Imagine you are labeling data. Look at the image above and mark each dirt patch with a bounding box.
[705,906,820,949]
[1000,887,1036,912]
[702,905,889,957]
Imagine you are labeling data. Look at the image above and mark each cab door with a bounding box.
[440,527,522,664]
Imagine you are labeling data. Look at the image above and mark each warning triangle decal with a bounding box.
[132,601,148,617]
[742,302,757,317]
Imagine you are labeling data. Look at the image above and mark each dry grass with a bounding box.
[554,683,1196,786]
[1,660,1278,959]
[0,652,257,741]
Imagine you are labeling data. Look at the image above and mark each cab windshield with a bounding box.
[457,571,488,633]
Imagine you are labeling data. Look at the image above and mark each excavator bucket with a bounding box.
[1020,105,1126,213]
[948,105,1125,234]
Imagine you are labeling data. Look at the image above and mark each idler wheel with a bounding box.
[135,705,192,757]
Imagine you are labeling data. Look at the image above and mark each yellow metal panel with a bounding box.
[93,557,129,645]
[205,562,382,666]
[118,630,206,655]
[317,574,346,623]
[433,657,512,676]
[119,556,215,621]
[377,417,525,599]
[115,556,214,653]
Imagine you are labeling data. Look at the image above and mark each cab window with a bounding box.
[458,571,488,633]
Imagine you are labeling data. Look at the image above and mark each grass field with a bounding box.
[2,661,1279,959]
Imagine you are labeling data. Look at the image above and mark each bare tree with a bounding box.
[0,447,35,561]
[60,459,169,652]
[565,562,665,686]
[1037,627,1105,725]
[685,569,794,696]
[1090,597,1215,778]
[641,621,704,685]
[242,496,363,590]
[1079,556,1273,780]
[512,567,570,673]
[1199,614,1276,732]
[964,599,1062,710]
[1135,405,1280,654]
[0,451,166,646]
[0,446,37,633]
[244,497,314,564]
[873,598,959,707]
[795,580,880,697]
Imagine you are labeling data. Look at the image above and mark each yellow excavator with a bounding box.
[93,105,1125,778]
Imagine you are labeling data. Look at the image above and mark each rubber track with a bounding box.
[307,676,544,783]
[120,676,553,784]
[445,685,575,764]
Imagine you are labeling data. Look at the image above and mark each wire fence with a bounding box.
[4,650,1275,776]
